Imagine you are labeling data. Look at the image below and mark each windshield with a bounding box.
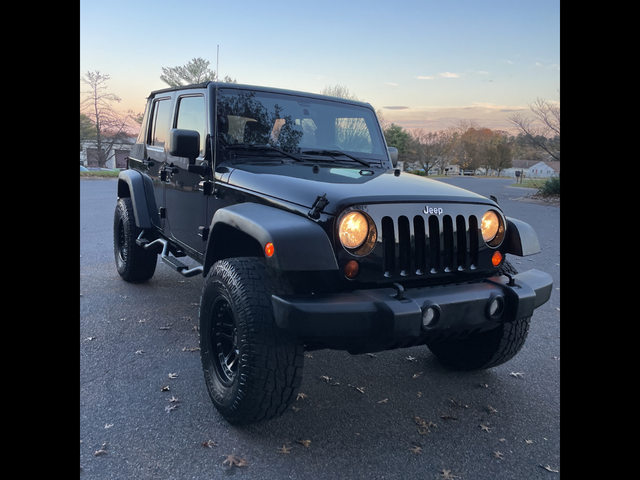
[215,88,387,165]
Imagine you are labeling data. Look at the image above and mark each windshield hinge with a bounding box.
[308,193,329,219]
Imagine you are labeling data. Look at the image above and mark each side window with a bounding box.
[176,96,206,156]
[148,98,172,148]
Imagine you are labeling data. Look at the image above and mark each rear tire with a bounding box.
[199,257,304,425]
[114,197,157,282]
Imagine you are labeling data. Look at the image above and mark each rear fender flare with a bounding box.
[117,170,159,229]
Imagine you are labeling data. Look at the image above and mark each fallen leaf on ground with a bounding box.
[201,440,218,448]
[540,464,559,473]
[412,372,423,379]
[486,405,498,414]
[160,385,170,391]
[440,469,459,479]
[296,393,308,401]
[377,398,388,404]
[168,373,178,379]
[94,443,108,456]
[165,403,179,413]
[297,439,311,448]
[510,372,524,378]
[409,446,422,454]
[277,445,292,454]
[493,451,504,459]
[480,422,491,432]
[222,455,248,467]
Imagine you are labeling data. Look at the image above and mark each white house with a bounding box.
[527,161,560,178]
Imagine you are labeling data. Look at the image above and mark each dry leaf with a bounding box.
[525,439,534,445]
[222,455,248,467]
[412,372,423,379]
[409,446,422,454]
[297,439,311,448]
[406,355,417,362]
[486,405,498,414]
[165,403,179,413]
[355,386,365,394]
[94,443,108,456]
[160,385,170,391]
[104,423,113,429]
[296,393,308,401]
[540,464,559,473]
[320,375,332,383]
[510,372,524,378]
[168,373,178,379]
[493,451,504,459]
[480,422,491,432]
[277,445,292,454]
[202,440,218,448]
[440,470,459,479]
[377,398,389,404]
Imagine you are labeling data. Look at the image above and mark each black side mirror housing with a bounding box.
[387,147,398,168]
[168,129,200,165]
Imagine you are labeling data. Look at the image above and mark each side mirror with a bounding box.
[387,147,398,168]
[168,129,200,165]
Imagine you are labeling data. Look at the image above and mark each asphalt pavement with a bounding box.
[80,176,560,479]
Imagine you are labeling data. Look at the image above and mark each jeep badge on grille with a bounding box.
[423,206,443,215]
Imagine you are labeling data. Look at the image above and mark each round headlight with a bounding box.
[339,211,369,249]
[481,210,505,246]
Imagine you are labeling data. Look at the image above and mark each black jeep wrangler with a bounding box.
[114,81,553,425]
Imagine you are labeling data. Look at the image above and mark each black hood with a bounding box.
[226,163,494,215]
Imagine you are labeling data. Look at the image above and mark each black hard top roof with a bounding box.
[148,81,373,109]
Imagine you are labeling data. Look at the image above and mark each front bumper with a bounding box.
[272,269,553,353]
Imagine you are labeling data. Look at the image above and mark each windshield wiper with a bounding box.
[225,144,302,162]
[301,149,370,168]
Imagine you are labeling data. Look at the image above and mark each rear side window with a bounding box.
[148,98,172,148]
[176,95,206,156]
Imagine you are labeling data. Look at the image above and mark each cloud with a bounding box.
[416,76,434,80]
[439,72,460,78]
[383,106,409,110]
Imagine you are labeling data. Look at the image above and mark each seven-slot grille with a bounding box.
[380,214,480,278]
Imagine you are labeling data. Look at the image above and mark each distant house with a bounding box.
[80,136,136,169]
[527,161,560,178]
[502,159,560,178]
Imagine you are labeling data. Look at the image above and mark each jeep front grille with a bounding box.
[380,214,479,277]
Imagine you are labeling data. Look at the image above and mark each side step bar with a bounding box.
[137,234,203,278]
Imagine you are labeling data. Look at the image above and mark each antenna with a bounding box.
[216,45,219,82]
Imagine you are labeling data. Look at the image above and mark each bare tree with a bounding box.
[80,71,137,168]
[507,94,560,161]
[406,129,453,175]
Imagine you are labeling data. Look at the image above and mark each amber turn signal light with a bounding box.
[344,260,359,279]
[265,242,275,257]
[491,251,503,267]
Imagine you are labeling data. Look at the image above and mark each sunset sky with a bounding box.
[80,0,559,134]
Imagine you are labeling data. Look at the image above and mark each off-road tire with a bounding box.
[199,257,304,425]
[426,260,530,370]
[114,197,157,282]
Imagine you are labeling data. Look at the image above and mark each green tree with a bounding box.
[80,113,96,150]
[160,57,237,87]
[383,123,411,154]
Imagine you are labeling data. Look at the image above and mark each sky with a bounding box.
[80,0,559,134]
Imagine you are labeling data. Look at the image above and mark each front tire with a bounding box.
[425,260,530,370]
[199,258,304,425]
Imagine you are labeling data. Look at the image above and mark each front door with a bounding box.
[164,93,209,254]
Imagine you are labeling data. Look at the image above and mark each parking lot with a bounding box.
[80,177,559,479]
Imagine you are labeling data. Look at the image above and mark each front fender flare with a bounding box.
[203,203,338,274]
[504,217,541,256]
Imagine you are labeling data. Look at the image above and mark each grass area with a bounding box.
[80,170,120,178]
[510,178,548,188]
